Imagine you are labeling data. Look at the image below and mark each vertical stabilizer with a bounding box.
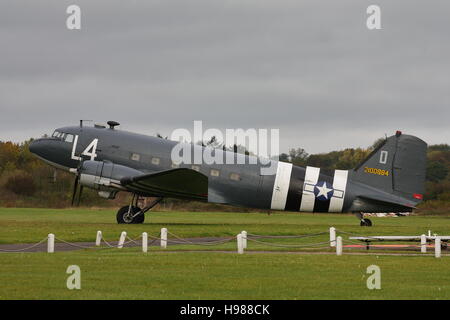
[352,131,427,204]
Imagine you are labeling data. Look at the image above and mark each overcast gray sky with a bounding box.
[0,0,449,154]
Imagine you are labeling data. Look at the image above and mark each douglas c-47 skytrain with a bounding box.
[29,121,427,226]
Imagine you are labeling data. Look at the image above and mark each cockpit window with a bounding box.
[52,131,74,142]
[65,134,74,143]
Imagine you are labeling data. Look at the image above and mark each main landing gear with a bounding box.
[355,212,372,227]
[116,195,163,224]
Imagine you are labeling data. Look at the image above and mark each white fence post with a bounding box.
[142,232,148,253]
[330,227,336,247]
[96,231,102,246]
[161,228,168,249]
[336,236,342,256]
[435,237,441,258]
[420,234,427,253]
[237,233,244,254]
[241,231,247,249]
[118,231,127,249]
[47,233,55,253]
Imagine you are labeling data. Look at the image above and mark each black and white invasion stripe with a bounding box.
[270,163,349,213]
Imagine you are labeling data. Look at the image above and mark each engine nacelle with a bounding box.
[79,160,143,192]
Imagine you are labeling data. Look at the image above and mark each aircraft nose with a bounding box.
[29,139,45,157]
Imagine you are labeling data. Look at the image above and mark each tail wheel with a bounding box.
[360,218,372,227]
[116,206,145,224]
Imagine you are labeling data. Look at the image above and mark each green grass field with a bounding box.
[0,208,449,299]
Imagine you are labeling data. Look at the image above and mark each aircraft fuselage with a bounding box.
[29,124,425,216]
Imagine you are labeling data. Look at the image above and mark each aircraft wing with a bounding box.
[120,168,208,201]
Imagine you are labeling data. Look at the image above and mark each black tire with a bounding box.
[116,206,145,224]
[360,218,372,227]
[134,212,145,224]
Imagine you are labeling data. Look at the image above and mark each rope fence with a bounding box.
[246,232,328,239]
[0,227,447,258]
[167,231,237,246]
[0,237,48,252]
[246,238,332,248]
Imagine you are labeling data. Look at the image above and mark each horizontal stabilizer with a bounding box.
[353,193,417,213]
[358,194,416,209]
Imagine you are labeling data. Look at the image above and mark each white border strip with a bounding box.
[328,170,348,212]
[299,166,320,212]
[270,162,293,210]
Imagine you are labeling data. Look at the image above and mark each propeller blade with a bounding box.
[77,185,84,206]
[71,176,79,206]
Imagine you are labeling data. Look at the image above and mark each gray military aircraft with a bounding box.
[29,121,427,226]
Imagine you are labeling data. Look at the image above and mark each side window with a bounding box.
[210,169,220,177]
[130,153,141,161]
[151,157,160,165]
[229,173,240,181]
[52,131,60,138]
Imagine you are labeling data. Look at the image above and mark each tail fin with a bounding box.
[352,131,427,203]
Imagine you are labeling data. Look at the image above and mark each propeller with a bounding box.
[71,174,79,206]
[71,161,84,206]
[77,185,84,206]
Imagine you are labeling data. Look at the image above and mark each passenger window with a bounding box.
[65,134,74,143]
[229,173,240,181]
[52,131,60,138]
[210,169,220,177]
[131,153,141,161]
[152,157,160,165]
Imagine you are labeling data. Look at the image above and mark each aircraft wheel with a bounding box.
[134,212,145,224]
[360,218,372,227]
[116,206,145,224]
